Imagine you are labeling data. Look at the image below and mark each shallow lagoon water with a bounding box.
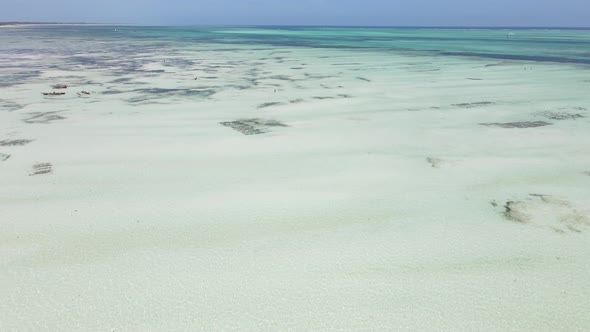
[1,26,590,330]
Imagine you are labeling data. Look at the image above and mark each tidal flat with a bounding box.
[1,26,590,331]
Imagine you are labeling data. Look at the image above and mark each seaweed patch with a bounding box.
[109,77,134,84]
[0,99,24,112]
[503,201,530,223]
[30,162,53,176]
[452,101,494,108]
[258,102,284,109]
[497,194,590,233]
[23,112,66,124]
[304,73,333,80]
[538,107,586,120]
[126,88,217,103]
[220,118,288,136]
[538,111,584,120]
[0,70,43,88]
[267,75,293,81]
[0,139,34,146]
[426,157,445,168]
[102,89,126,95]
[479,121,552,128]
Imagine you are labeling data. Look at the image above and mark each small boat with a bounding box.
[51,84,68,89]
[42,92,66,96]
[77,90,91,96]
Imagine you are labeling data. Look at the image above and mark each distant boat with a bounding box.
[51,84,68,89]
[42,92,65,96]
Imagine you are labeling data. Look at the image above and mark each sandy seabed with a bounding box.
[1,28,590,331]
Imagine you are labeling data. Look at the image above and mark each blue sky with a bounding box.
[1,0,588,27]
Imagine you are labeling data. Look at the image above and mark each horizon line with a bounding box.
[2,22,590,29]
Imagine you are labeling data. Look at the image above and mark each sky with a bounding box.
[1,0,588,27]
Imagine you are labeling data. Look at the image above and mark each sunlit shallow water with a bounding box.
[1,26,590,330]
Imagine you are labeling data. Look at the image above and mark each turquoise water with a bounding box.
[3,26,590,64]
[2,26,590,330]
[2,26,590,91]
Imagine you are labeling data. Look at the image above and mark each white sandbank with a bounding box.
[1,41,590,330]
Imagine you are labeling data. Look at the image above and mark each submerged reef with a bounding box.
[0,139,34,146]
[220,118,288,136]
[479,121,552,128]
[30,162,53,176]
[499,194,590,234]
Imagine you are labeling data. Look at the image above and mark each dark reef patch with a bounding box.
[304,73,334,80]
[479,121,552,128]
[539,111,584,120]
[161,58,196,69]
[220,118,288,136]
[484,62,515,68]
[109,77,135,84]
[0,70,43,88]
[538,107,586,120]
[426,157,444,168]
[125,88,217,103]
[102,89,126,95]
[0,139,34,146]
[30,162,53,176]
[132,88,214,95]
[23,112,66,124]
[444,51,590,65]
[332,63,362,66]
[258,102,284,109]
[498,194,590,233]
[0,99,23,112]
[452,101,495,108]
[503,201,529,223]
[405,68,440,72]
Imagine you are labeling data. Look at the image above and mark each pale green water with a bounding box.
[1,26,590,331]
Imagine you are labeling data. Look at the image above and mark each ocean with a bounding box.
[1,26,590,330]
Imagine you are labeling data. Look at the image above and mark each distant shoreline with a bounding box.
[0,22,126,27]
[1,22,589,30]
